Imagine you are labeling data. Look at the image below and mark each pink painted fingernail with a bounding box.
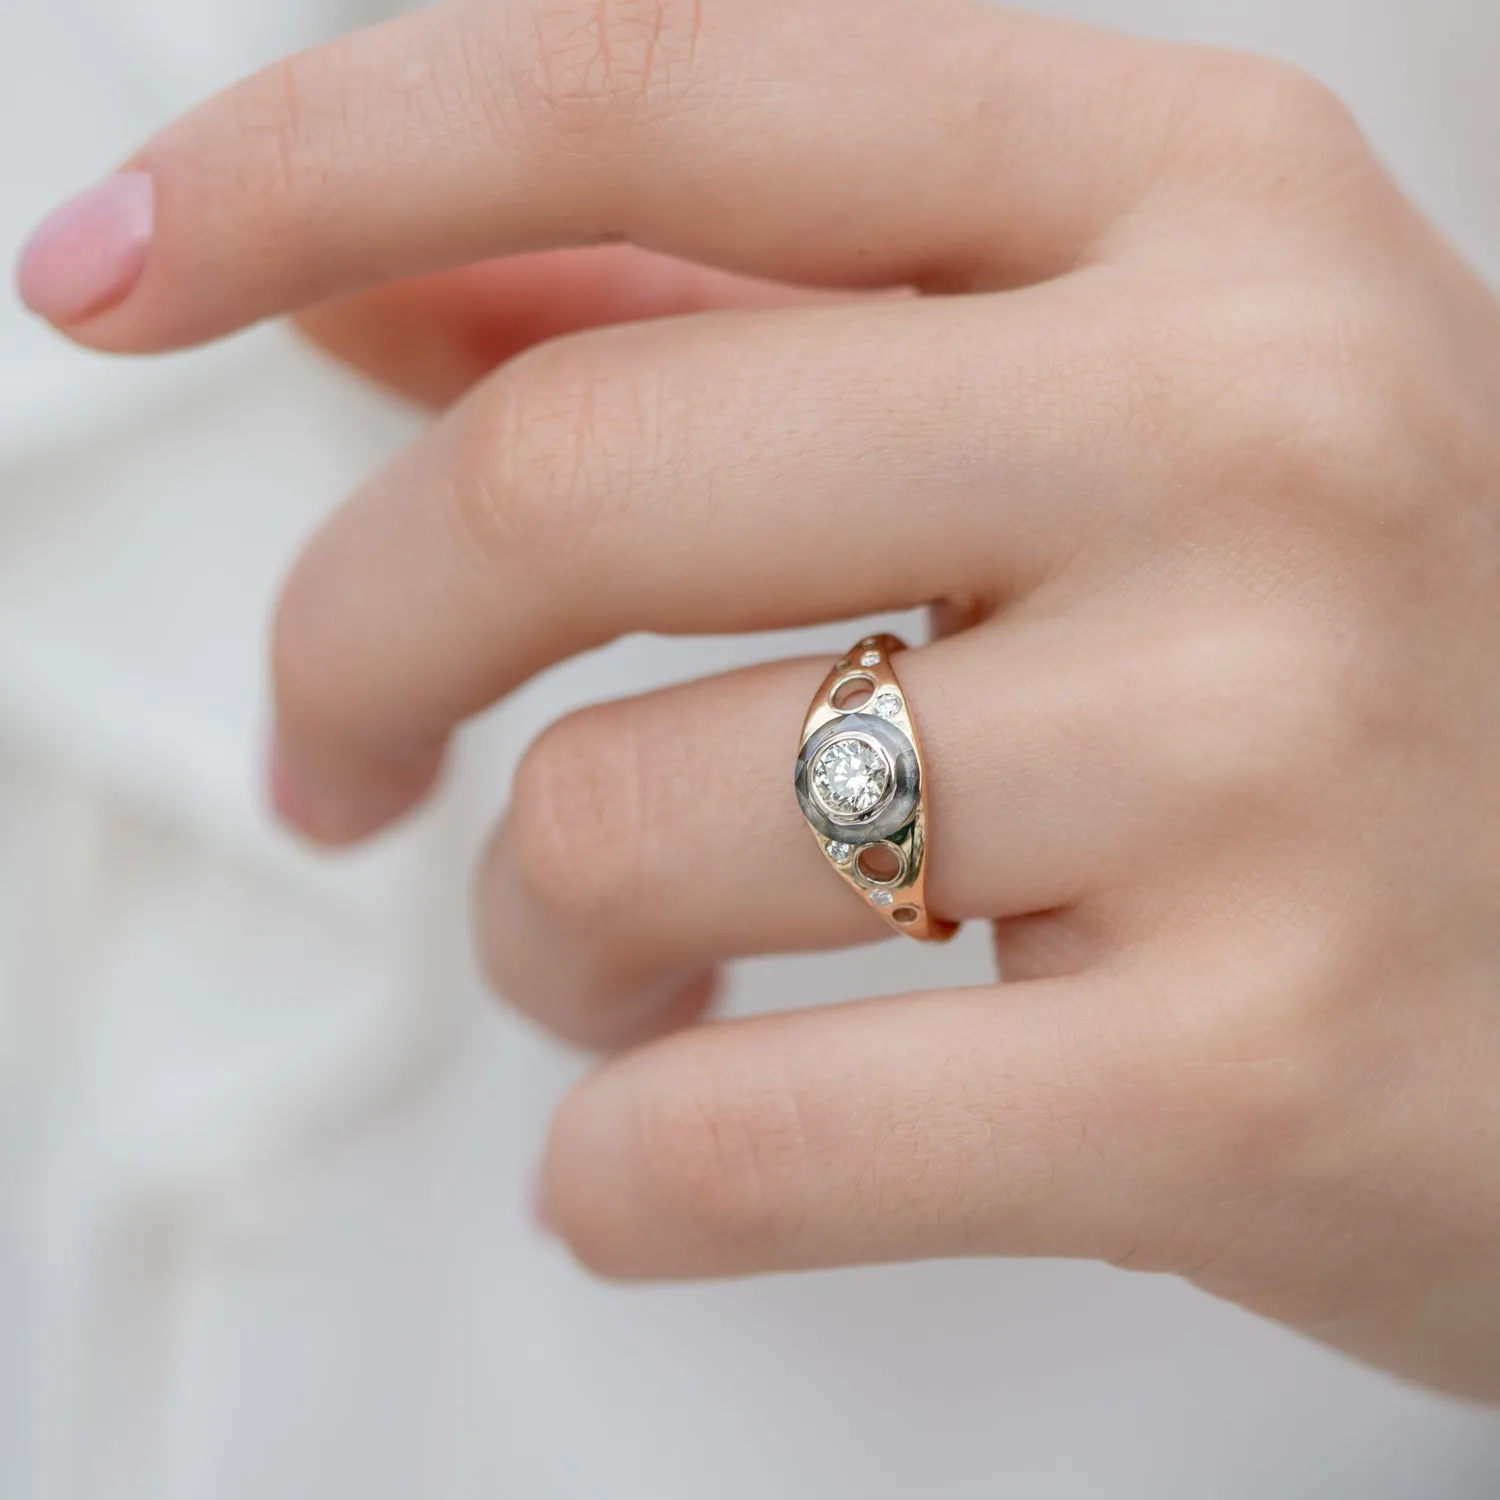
[15,172,154,324]
[267,734,317,831]
[266,732,359,844]
[266,728,437,848]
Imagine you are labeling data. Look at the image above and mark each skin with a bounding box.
[23,0,1500,1402]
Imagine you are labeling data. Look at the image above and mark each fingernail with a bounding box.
[267,733,357,844]
[15,172,154,324]
[268,734,315,828]
[267,730,438,847]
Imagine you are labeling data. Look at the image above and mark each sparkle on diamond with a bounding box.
[872,691,903,719]
[825,840,854,863]
[812,736,891,820]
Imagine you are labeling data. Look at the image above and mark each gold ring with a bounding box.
[793,633,958,943]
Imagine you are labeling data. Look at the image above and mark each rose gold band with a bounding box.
[794,633,958,943]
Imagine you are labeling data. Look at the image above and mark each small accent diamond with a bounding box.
[860,650,882,667]
[869,890,895,908]
[872,691,902,719]
[825,840,853,863]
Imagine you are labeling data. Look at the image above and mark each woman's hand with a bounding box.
[20,0,1500,1402]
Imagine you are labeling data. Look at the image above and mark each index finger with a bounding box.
[22,0,1191,350]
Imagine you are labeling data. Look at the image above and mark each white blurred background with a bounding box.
[3,1,1500,1496]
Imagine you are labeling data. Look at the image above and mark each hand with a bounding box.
[20,0,1500,1402]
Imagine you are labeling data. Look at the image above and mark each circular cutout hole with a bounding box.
[892,906,921,925]
[856,843,903,884]
[830,674,875,711]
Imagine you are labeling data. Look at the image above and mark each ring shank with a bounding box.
[793,634,957,943]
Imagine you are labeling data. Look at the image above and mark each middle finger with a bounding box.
[272,285,1138,842]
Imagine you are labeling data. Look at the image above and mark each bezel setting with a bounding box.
[794,712,920,845]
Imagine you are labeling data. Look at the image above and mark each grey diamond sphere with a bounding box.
[811,736,891,820]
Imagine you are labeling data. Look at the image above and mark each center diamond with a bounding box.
[811,735,892,822]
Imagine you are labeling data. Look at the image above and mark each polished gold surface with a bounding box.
[796,633,958,943]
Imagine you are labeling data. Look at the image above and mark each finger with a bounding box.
[269,288,1110,845]
[297,244,840,408]
[538,969,1228,1280]
[35,0,1192,349]
[479,633,1121,1051]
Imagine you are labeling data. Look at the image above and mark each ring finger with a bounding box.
[478,620,1158,1050]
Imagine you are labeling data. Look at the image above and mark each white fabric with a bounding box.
[2,2,1498,1496]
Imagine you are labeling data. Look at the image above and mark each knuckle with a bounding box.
[507,703,650,932]
[1243,55,1361,149]
[1154,280,1424,534]
[515,0,709,136]
[223,44,370,207]
[1142,271,1480,656]
[445,341,655,588]
[1147,953,1343,1192]
[1170,50,1369,179]
[229,54,324,202]
[1265,295,1412,487]
[1023,960,1348,1280]
[1147,614,1364,815]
